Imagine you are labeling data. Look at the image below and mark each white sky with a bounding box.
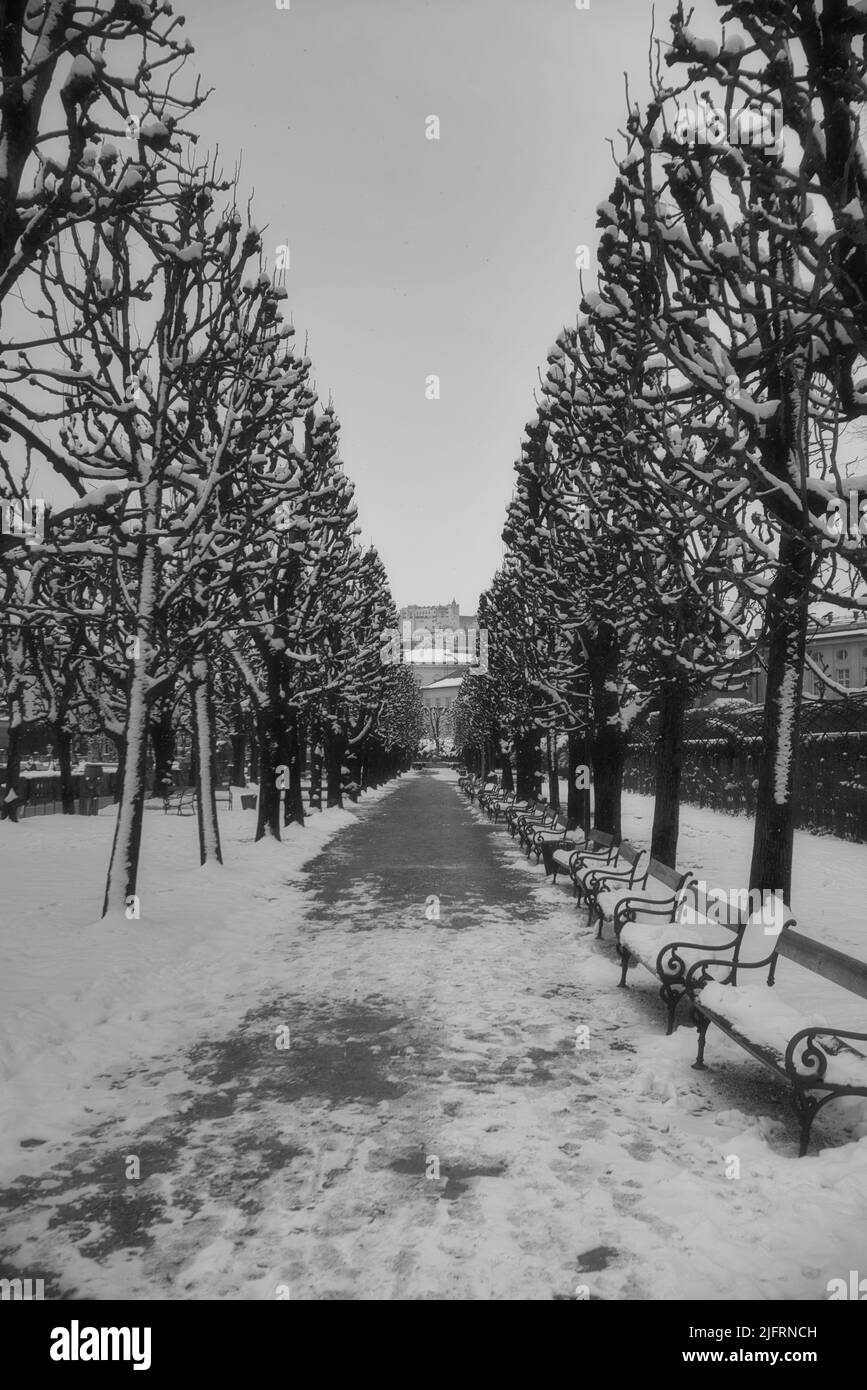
[162,0,723,611]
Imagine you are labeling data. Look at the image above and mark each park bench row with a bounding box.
[158,785,235,815]
[458,771,867,1156]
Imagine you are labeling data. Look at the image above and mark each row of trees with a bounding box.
[456,0,867,902]
[0,1,422,915]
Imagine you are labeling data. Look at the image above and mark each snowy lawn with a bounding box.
[0,784,402,1177]
[615,791,867,1032]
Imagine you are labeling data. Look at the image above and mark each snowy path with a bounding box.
[1,770,865,1300]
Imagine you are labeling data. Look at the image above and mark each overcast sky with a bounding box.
[181,0,721,613]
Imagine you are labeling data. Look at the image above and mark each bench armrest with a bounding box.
[584,865,635,893]
[656,936,742,986]
[613,892,678,934]
[684,941,779,992]
[784,1027,867,1085]
[568,846,607,871]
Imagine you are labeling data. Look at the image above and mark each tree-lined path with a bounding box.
[1,771,858,1301]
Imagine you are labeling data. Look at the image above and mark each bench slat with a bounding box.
[777,929,867,1001]
[647,857,686,892]
[617,841,643,866]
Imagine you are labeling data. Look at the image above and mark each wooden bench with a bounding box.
[684,919,867,1154]
[477,777,503,813]
[526,811,572,863]
[615,878,737,1033]
[468,774,497,805]
[567,834,637,911]
[589,855,693,944]
[550,829,617,893]
[163,787,197,816]
[486,789,518,823]
[582,842,656,931]
[518,802,560,852]
[502,796,534,835]
[506,797,550,841]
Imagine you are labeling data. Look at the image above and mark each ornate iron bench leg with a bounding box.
[660,983,679,1036]
[691,1010,710,1070]
[793,1096,814,1158]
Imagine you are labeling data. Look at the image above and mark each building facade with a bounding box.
[749,616,867,704]
[397,601,479,691]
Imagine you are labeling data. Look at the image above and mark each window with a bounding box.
[836,668,851,688]
[836,648,848,661]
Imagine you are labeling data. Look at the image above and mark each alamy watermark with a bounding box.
[380,622,489,675]
[823,492,867,544]
[690,881,787,936]
[0,1276,44,1300]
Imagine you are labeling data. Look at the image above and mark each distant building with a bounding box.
[420,674,463,712]
[397,600,479,690]
[749,615,867,704]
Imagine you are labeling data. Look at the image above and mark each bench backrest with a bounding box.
[647,858,690,893]
[678,878,741,930]
[618,841,643,868]
[731,902,797,977]
[588,829,615,853]
[617,841,646,885]
[776,929,867,1000]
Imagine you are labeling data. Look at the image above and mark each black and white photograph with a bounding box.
[1,0,867,1338]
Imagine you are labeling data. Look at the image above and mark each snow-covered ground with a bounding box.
[0,774,865,1300]
[0,787,401,1176]
[617,790,867,959]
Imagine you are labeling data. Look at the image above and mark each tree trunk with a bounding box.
[283,707,305,828]
[255,654,286,841]
[589,622,625,839]
[345,740,362,802]
[566,727,590,834]
[498,740,514,793]
[362,740,378,791]
[255,703,282,841]
[1,722,22,823]
[103,633,153,916]
[547,731,560,810]
[149,709,174,798]
[108,730,126,803]
[190,658,223,866]
[189,731,198,790]
[230,731,246,788]
[514,728,539,800]
[309,727,323,810]
[591,723,626,840]
[325,725,344,808]
[54,726,76,814]
[650,680,688,866]
[749,531,812,902]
